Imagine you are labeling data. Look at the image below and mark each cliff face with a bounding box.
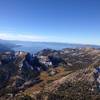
[0,48,100,100]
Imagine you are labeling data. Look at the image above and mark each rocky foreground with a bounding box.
[0,47,100,100]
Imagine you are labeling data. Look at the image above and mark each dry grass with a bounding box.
[23,66,72,96]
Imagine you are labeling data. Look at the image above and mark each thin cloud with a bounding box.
[0,33,99,45]
[0,33,47,41]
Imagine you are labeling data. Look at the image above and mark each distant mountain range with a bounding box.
[0,39,100,53]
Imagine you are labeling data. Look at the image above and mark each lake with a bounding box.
[12,41,100,53]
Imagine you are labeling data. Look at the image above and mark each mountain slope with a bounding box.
[17,48,100,100]
[0,48,100,100]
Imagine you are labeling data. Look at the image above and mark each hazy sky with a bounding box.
[0,0,100,45]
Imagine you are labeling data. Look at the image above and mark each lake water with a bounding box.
[12,42,100,53]
[0,40,99,53]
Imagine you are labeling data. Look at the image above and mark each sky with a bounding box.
[0,0,100,45]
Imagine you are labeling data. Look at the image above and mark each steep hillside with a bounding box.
[0,48,100,100]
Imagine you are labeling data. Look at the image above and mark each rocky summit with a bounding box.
[0,48,100,100]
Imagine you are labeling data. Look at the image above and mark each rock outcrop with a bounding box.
[0,47,100,100]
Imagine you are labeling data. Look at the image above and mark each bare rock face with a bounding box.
[0,69,9,89]
[94,66,100,92]
[30,48,100,100]
[0,47,100,100]
[0,52,42,97]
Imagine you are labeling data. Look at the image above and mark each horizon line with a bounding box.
[0,38,100,47]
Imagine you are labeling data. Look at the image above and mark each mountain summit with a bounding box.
[0,48,100,99]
